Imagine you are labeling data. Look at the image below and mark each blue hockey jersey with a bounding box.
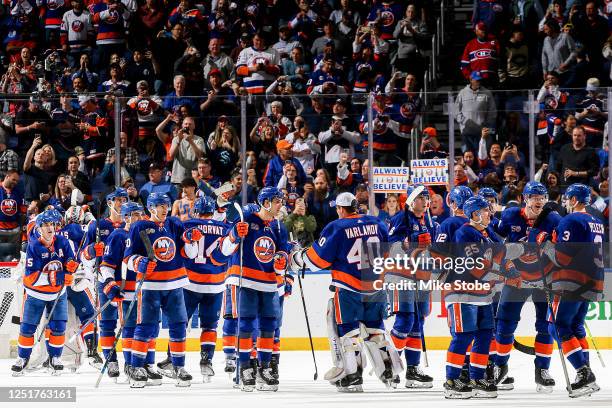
[124,217,188,291]
[304,214,389,294]
[182,218,228,294]
[101,227,137,300]
[24,231,76,301]
[212,208,292,293]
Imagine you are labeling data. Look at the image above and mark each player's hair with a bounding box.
[4,169,18,178]
[548,186,561,202]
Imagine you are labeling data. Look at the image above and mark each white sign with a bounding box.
[410,159,448,186]
[372,167,411,193]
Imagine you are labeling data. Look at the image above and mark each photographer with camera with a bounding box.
[168,116,205,185]
[319,115,360,179]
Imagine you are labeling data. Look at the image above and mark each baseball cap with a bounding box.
[208,68,222,78]
[149,162,164,171]
[29,95,42,105]
[334,98,346,107]
[276,139,292,150]
[336,192,358,207]
[586,77,600,91]
[218,115,228,122]
[423,127,437,137]
[74,146,85,156]
[470,71,483,81]
[78,94,96,106]
[475,22,487,32]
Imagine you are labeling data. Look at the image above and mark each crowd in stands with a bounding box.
[0,0,610,260]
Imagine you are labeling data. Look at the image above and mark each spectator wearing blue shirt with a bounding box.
[139,162,178,204]
[162,74,199,113]
[263,139,306,187]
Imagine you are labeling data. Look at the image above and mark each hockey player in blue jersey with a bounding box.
[124,192,193,388]
[181,196,228,382]
[444,196,521,399]
[12,209,80,375]
[81,188,127,368]
[290,192,402,392]
[494,181,562,392]
[435,186,473,243]
[99,202,145,382]
[387,184,434,388]
[477,187,501,236]
[211,187,292,392]
[538,183,604,398]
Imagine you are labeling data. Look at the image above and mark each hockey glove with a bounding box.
[229,221,249,243]
[84,242,105,260]
[183,227,203,243]
[64,272,74,286]
[535,231,551,244]
[284,275,294,297]
[416,232,432,248]
[103,279,123,301]
[135,256,157,278]
[273,252,288,273]
[65,260,79,273]
[289,247,307,272]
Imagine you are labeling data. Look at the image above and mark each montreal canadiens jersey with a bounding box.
[305,214,389,294]
[550,212,604,300]
[182,218,228,294]
[212,209,292,293]
[124,218,188,291]
[498,207,561,282]
[448,224,502,305]
[0,185,25,230]
[24,231,75,301]
[101,227,137,300]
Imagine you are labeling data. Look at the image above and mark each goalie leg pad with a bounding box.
[363,329,404,383]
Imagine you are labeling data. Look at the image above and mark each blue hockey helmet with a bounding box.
[463,196,490,220]
[257,187,284,207]
[36,209,61,227]
[106,188,128,202]
[147,192,171,209]
[193,196,216,215]
[523,181,548,198]
[564,183,591,204]
[448,185,473,209]
[478,187,497,201]
[120,202,144,218]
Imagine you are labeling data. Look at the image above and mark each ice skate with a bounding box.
[493,364,514,390]
[144,364,163,386]
[569,366,600,398]
[270,354,279,380]
[107,361,120,382]
[256,363,279,391]
[200,352,214,383]
[239,365,256,392]
[86,338,103,370]
[173,366,192,387]
[11,357,29,377]
[225,355,237,376]
[443,378,472,399]
[335,369,363,393]
[470,378,497,398]
[43,356,64,375]
[130,367,147,388]
[156,356,175,378]
[404,365,433,388]
[535,367,555,393]
[123,364,133,383]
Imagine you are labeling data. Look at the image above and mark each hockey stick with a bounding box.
[290,232,318,380]
[585,322,606,368]
[67,297,114,344]
[233,202,245,386]
[95,229,152,388]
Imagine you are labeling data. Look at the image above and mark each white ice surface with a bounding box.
[1,350,611,408]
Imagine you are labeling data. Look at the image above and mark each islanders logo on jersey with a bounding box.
[71,20,84,32]
[1,198,17,216]
[380,10,395,27]
[152,237,176,262]
[253,236,275,263]
[137,99,153,115]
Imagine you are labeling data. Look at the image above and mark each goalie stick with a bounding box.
[289,232,318,380]
[95,229,152,388]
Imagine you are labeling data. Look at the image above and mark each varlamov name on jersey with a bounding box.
[344,224,379,239]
